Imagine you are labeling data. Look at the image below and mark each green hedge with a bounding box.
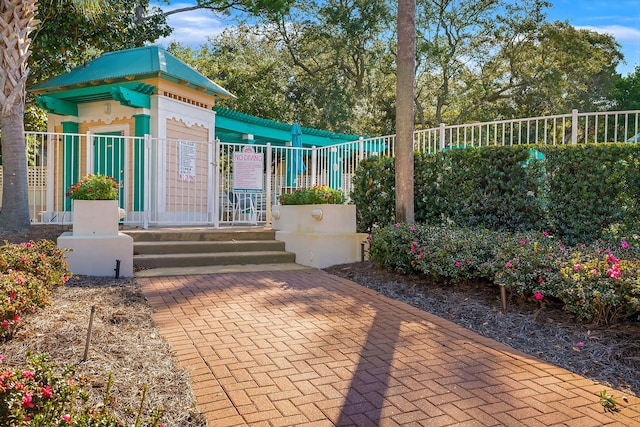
[544,144,640,244]
[351,143,640,243]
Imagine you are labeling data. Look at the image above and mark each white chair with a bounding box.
[232,192,258,224]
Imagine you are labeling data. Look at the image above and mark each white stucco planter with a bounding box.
[271,204,368,268]
[72,199,120,235]
[57,199,133,277]
[271,204,357,233]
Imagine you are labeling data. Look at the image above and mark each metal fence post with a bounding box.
[212,138,221,228]
[266,143,272,225]
[439,123,446,151]
[143,134,151,229]
[311,146,318,187]
[571,109,578,145]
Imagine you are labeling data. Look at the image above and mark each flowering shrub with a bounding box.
[490,231,563,296]
[66,174,119,200]
[369,224,640,324]
[279,185,346,205]
[0,240,71,340]
[410,226,496,283]
[0,352,165,426]
[557,246,640,324]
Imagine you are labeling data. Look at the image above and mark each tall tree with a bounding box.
[0,0,40,230]
[396,0,415,223]
[611,66,640,111]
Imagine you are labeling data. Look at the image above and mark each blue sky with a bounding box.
[154,1,640,76]
[548,0,640,75]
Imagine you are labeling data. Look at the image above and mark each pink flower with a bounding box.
[607,267,621,278]
[607,255,620,264]
[455,261,461,267]
[410,226,416,231]
[576,341,584,347]
[505,262,513,267]
[573,264,582,270]
[12,315,20,323]
[519,240,526,245]
[542,231,549,236]
[22,392,34,408]
[41,385,53,398]
[534,292,544,301]
[1,320,9,328]
[22,370,34,379]
[19,257,28,263]
[410,247,416,253]
[0,354,3,363]
[15,277,24,284]
[621,241,629,249]
[395,223,400,228]
[590,269,599,276]
[62,414,71,422]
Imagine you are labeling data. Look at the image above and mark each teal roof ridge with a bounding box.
[31,46,234,99]
[213,107,363,141]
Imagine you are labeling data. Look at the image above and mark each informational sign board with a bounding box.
[178,141,197,182]
[233,146,264,192]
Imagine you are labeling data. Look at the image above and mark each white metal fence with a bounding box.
[2,109,638,227]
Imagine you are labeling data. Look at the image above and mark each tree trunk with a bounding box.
[395,0,415,223]
[0,0,39,230]
[0,109,31,230]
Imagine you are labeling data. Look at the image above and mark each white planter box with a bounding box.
[60,199,133,277]
[72,200,119,235]
[270,204,368,268]
[271,204,357,233]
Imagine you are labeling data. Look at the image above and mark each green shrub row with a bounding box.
[0,240,72,340]
[351,144,640,244]
[369,223,640,325]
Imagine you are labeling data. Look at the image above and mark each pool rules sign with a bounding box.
[233,146,264,191]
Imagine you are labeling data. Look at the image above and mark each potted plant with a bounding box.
[66,174,120,235]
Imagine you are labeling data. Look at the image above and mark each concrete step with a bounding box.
[134,251,296,268]
[134,240,286,255]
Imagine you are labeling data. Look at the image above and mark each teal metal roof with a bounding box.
[31,46,234,99]
[214,107,364,147]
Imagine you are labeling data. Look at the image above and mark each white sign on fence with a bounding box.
[233,146,264,191]
[178,141,197,182]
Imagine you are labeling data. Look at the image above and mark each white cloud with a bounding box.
[577,24,640,74]
[577,24,640,42]
[154,2,228,47]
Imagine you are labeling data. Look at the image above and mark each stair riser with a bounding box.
[134,253,296,268]
[125,230,276,242]
[134,241,286,255]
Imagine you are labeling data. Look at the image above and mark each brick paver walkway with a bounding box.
[138,269,640,426]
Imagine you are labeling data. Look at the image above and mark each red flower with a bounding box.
[22,392,34,408]
[41,385,53,398]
